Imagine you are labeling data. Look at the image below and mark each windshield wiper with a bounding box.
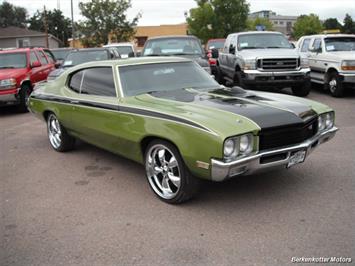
[145,54,163,56]
[0,66,15,69]
[265,46,287,48]
[240,47,264,50]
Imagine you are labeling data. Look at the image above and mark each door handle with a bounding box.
[324,63,328,66]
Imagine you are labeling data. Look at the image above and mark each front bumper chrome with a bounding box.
[211,126,338,182]
[242,68,310,84]
[0,88,20,105]
[339,72,355,84]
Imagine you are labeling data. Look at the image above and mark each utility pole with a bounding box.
[71,0,75,48]
[44,5,49,48]
[57,0,60,10]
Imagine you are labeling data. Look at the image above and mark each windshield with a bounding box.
[238,34,292,50]
[119,62,219,97]
[207,40,225,50]
[63,50,109,67]
[115,46,133,55]
[51,50,71,60]
[0,53,27,69]
[142,38,203,56]
[325,37,355,51]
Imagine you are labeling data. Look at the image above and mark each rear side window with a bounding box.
[301,38,310,52]
[81,68,116,97]
[30,51,38,64]
[68,67,116,97]
[44,50,55,63]
[69,70,83,93]
[313,38,322,51]
[37,51,48,65]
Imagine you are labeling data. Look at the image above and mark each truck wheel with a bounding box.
[325,72,344,97]
[17,84,31,113]
[215,66,226,85]
[47,113,75,152]
[145,140,200,204]
[291,80,311,97]
[234,72,247,89]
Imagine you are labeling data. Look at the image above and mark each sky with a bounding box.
[1,0,355,26]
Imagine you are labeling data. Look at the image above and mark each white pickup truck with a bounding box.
[297,34,355,97]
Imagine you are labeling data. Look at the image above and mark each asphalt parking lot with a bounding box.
[1,87,354,266]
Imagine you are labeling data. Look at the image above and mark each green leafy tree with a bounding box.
[246,17,274,31]
[342,14,355,34]
[78,0,140,47]
[323,18,342,30]
[28,9,72,46]
[0,1,27,28]
[187,0,249,44]
[293,14,323,39]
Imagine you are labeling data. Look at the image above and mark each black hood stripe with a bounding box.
[149,88,316,129]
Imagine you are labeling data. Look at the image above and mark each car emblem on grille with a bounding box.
[276,61,284,65]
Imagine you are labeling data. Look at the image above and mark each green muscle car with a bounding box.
[28,57,338,204]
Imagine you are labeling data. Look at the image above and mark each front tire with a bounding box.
[144,140,200,204]
[291,79,311,97]
[17,84,31,113]
[325,72,344,97]
[47,113,75,152]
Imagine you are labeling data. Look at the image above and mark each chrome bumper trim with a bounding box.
[339,72,355,83]
[211,126,338,182]
[0,88,20,104]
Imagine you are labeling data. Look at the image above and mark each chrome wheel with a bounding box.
[47,114,62,149]
[146,144,181,200]
[329,78,337,94]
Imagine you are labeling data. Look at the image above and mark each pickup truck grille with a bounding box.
[259,117,318,150]
[257,58,300,70]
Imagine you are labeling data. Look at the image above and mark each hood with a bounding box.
[0,68,28,80]
[126,87,328,138]
[239,48,299,60]
[326,51,355,61]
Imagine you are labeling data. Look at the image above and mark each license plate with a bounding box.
[287,150,306,168]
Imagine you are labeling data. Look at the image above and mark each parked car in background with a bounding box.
[297,34,355,97]
[47,47,120,81]
[206,38,225,75]
[214,31,311,96]
[28,57,337,203]
[0,47,56,112]
[103,42,135,58]
[50,47,74,66]
[141,35,211,74]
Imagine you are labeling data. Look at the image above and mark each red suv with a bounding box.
[0,47,56,112]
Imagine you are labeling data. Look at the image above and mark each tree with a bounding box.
[323,18,342,30]
[342,14,355,34]
[28,9,72,46]
[0,1,27,28]
[293,14,323,39]
[187,0,249,44]
[246,17,274,31]
[78,0,140,47]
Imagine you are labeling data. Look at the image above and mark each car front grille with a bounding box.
[257,58,300,70]
[259,117,318,150]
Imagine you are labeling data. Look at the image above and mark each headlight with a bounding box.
[223,133,254,161]
[0,78,17,89]
[341,60,355,71]
[300,57,309,68]
[243,59,256,70]
[318,112,334,132]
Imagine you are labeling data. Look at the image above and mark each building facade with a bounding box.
[0,27,61,49]
[249,10,298,36]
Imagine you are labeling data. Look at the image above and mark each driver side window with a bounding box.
[312,38,322,53]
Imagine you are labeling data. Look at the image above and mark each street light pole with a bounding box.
[71,0,75,48]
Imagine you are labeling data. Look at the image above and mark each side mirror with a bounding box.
[229,44,235,54]
[54,61,62,68]
[211,48,219,59]
[31,61,41,68]
[136,51,142,57]
[128,51,135,57]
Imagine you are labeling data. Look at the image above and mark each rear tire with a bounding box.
[47,113,75,152]
[215,65,226,85]
[325,71,344,97]
[234,71,248,89]
[144,140,200,204]
[17,84,31,113]
[291,79,311,97]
